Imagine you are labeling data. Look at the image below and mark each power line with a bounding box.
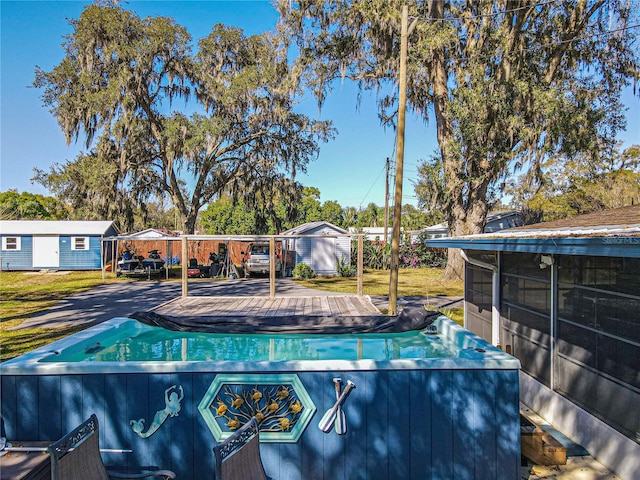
[421,0,578,22]
[358,162,387,209]
[525,23,640,52]
[402,21,640,79]
[415,2,640,54]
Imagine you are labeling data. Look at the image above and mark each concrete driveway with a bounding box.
[16,277,462,330]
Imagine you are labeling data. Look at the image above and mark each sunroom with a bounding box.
[426,205,640,480]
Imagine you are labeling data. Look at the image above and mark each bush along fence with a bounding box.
[350,239,447,271]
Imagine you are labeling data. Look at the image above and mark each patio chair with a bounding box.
[213,417,270,480]
[48,414,176,480]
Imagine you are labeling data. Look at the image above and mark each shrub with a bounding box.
[350,239,390,270]
[335,255,356,277]
[398,241,447,268]
[351,237,447,270]
[292,263,316,279]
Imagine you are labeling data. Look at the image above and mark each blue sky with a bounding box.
[1,1,637,210]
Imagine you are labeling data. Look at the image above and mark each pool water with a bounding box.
[41,322,455,363]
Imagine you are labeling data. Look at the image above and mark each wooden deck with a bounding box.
[153,295,382,318]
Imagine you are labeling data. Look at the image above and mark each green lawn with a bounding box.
[293,267,464,323]
[0,271,114,323]
[1,267,464,361]
[0,270,116,361]
[293,266,463,297]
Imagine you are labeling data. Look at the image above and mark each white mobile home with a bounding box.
[411,210,525,240]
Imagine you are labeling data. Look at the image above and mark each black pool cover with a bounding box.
[129,307,438,334]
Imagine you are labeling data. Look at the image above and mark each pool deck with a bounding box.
[152,294,383,318]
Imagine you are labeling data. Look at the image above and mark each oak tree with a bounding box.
[279,0,639,278]
[34,4,333,233]
[0,190,67,220]
[508,144,640,220]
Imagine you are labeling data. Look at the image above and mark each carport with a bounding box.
[101,234,366,299]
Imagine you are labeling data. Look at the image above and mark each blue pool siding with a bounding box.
[1,316,521,479]
[0,367,520,480]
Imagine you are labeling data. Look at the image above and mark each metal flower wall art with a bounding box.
[213,383,303,433]
[198,374,316,443]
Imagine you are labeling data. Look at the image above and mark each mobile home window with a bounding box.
[72,237,90,250]
[2,237,21,250]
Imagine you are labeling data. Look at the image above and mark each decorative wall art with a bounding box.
[198,374,316,443]
[130,385,184,438]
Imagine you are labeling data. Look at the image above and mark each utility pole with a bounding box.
[389,5,417,316]
[384,157,390,244]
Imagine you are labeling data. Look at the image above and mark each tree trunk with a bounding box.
[443,248,465,281]
[429,0,466,281]
[183,213,197,235]
[442,197,488,280]
[428,1,494,280]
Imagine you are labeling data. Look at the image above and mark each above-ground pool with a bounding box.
[36,319,461,363]
[1,315,521,479]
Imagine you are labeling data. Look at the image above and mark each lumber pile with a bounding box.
[520,409,567,466]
